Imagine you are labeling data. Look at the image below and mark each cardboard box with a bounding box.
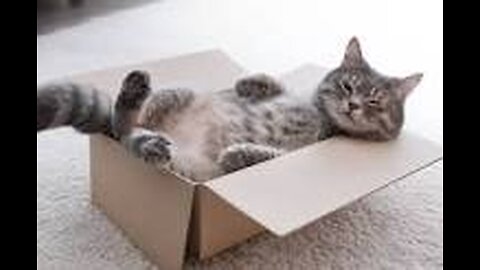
[69,51,443,270]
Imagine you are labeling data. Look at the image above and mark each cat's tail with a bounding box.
[37,82,115,138]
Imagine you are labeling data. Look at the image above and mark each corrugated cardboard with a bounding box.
[74,51,443,269]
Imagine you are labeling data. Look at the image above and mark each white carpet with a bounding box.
[37,1,443,269]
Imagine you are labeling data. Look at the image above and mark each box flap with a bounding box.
[206,132,442,237]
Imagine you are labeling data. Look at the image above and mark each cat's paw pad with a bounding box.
[235,74,283,99]
[138,135,172,164]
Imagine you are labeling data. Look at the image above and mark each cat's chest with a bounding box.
[156,97,225,180]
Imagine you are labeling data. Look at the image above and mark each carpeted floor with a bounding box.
[37,1,443,269]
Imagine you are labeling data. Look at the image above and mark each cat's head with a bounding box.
[315,37,422,141]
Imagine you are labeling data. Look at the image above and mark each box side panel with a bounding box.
[90,135,194,270]
[197,186,265,260]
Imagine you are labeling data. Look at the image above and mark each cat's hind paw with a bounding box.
[138,135,172,164]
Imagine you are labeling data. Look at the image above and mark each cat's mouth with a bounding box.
[343,109,362,123]
[344,111,355,120]
[338,110,379,133]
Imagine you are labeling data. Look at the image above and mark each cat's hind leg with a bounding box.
[218,143,284,174]
[113,70,152,138]
[113,71,172,165]
[235,74,285,101]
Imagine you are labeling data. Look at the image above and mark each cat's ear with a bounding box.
[342,37,365,68]
[396,73,423,100]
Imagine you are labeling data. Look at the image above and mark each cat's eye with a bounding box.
[340,81,353,95]
[322,88,335,95]
[367,99,381,108]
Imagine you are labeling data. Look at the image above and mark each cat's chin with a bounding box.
[340,127,400,142]
[330,113,366,132]
[330,116,393,141]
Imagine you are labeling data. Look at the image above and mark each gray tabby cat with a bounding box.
[37,38,422,181]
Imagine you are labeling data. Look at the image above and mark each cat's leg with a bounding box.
[218,143,285,174]
[121,128,172,164]
[235,74,285,101]
[113,70,152,139]
[114,71,172,165]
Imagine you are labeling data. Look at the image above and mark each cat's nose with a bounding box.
[348,101,361,111]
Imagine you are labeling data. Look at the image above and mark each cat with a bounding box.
[37,37,423,181]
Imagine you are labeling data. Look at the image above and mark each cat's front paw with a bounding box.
[138,135,172,164]
[235,74,284,100]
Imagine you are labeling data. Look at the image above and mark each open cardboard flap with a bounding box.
[205,64,443,237]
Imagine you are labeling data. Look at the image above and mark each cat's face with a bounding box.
[316,37,423,141]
